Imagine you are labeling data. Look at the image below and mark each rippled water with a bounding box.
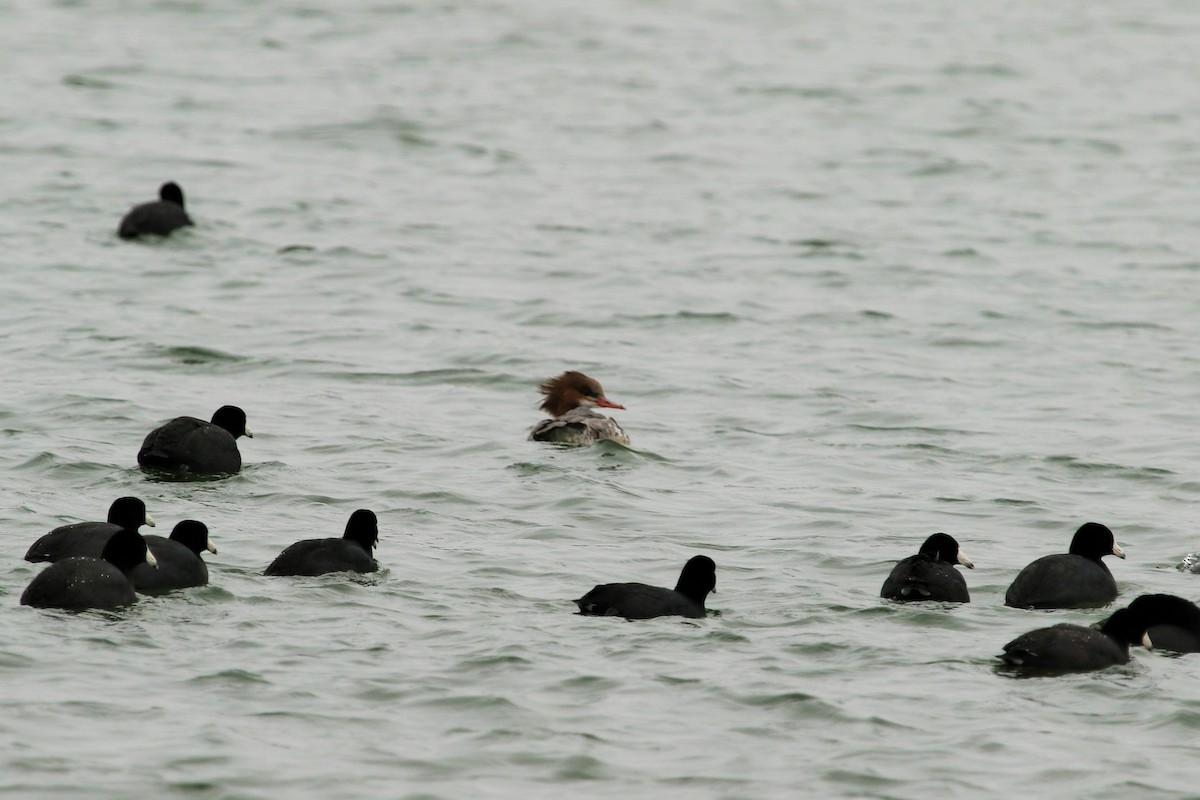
[5,1,1200,797]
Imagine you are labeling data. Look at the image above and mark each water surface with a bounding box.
[4,1,1200,797]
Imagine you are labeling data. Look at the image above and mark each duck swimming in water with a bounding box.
[528,371,629,446]
[576,555,716,620]
[118,181,194,239]
[880,532,974,603]
[1004,522,1125,609]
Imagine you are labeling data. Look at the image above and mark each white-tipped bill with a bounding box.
[145,513,156,527]
[207,537,218,555]
[145,549,158,567]
[1112,542,1126,559]
[244,425,254,438]
[958,550,975,569]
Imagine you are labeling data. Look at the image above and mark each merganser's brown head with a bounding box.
[537,371,626,417]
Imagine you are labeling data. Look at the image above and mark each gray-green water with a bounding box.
[5,1,1200,797]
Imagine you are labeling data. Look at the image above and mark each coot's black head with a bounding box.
[674,555,716,602]
[1099,607,1144,647]
[917,532,974,568]
[101,528,157,573]
[159,182,186,207]
[170,519,218,555]
[211,405,252,439]
[1126,593,1200,621]
[1068,522,1125,562]
[106,496,155,530]
[1121,594,1200,637]
[343,509,378,551]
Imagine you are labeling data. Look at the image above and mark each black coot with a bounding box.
[24,497,154,563]
[575,555,716,620]
[999,596,1180,673]
[880,532,973,603]
[129,520,217,592]
[1004,522,1125,609]
[1103,594,1200,654]
[137,405,252,477]
[21,528,157,610]
[264,510,379,577]
[118,182,193,239]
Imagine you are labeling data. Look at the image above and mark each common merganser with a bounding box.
[528,371,630,445]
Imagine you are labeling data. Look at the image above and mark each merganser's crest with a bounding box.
[529,371,630,445]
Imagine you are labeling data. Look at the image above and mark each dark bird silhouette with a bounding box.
[1005,522,1125,609]
[118,181,193,239]
[881,532,973,603]
[25,497,154,563]
[138,405,252,477]
[1100,594,1200,654]
[129,520,217,592]
[265,510,379,577]
[21,528,157,610]
[576,556,716,620]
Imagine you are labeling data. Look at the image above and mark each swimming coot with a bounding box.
[24,497,154,563]
[128,520,217,592]
[575,555,716,620]
[264,510,379,577]
[1004,522,1125,609]
[21,528,157,611]
[117,181,193,239]
[1101,594,1200,654]
[880,532,973,603]
[999,607,1145,673]
[137,405,252,477]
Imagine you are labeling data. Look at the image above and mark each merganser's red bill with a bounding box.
[595,397,625,410]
